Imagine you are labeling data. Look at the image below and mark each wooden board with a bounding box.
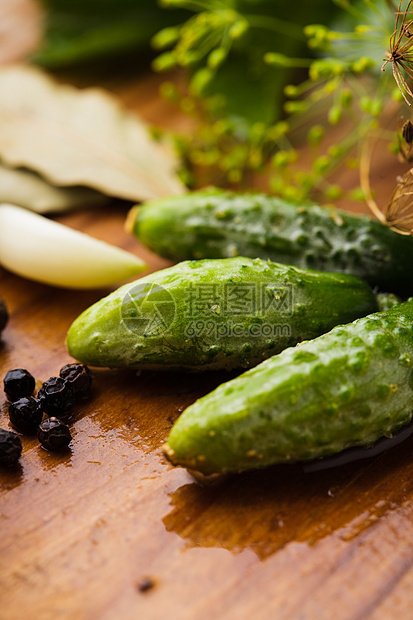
[2,72,413,620]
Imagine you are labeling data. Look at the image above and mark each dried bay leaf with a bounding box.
[0,163,109,213]
[0,64,185,201]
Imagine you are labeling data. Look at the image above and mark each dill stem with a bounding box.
[244,14,305,41]
[360,138,388,223]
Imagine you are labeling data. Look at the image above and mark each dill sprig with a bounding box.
[152,0,413,205]
[382,0,413,105]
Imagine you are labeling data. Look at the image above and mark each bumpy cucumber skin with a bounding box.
[164,300,413,475]
[66,257,378,371]
[131,188,413,295]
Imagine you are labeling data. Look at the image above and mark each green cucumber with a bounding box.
[164,299,413,475]
[66,256,378,371]
[128,188,413,296]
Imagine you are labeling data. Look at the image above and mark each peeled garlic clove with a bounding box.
[0,203,147,289]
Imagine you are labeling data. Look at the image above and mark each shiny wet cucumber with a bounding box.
[66,256,378,371]
[164,299,413,475]
[128,188,413,295]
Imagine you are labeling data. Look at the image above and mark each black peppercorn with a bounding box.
[0,428,22,466]
[59,363,92,400]
[9,396,43,433]
[3,368,36,401]
[38,417,72,451]
[38,376,75,416]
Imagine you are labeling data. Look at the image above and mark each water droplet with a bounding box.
[364,318,380,332]
[207,345,221,359]
[210,304,221,315]
[241,343,252,353]
[294,233,309,246]
[311,363,325,376]
[373,333,398,357]
[399,353,412,367]
[339,386,354,403]
[349,351,369,374]
[395,327,410,338]
[294,350,318,363]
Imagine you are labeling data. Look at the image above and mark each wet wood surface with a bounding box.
[1,71,413,620]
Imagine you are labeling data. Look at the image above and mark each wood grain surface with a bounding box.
[1,70,413,620]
